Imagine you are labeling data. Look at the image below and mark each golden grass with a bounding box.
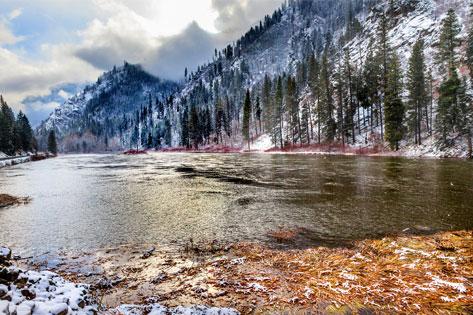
[27,231,473,314]
[209,231,473,314]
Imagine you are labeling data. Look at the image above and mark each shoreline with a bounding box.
[0,153,55,169]
[0,156,31,169]
[3,230,472,314]
[151,148,467,160]
[55,144,471,160]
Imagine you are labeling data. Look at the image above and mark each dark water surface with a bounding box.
[1,153,472,255]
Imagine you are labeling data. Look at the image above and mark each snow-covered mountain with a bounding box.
[38,0,472,156]
[36,63,179,152]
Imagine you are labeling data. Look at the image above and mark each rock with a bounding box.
[141,247,156,259]
[150,272,167,284]
[14,277,28,288]
[95,277,112,289]
[0,267,19,283]
[111,276,124,286]
[0,284,8,297]
[192,286,207,294]
[77,299,86,308]
[21,288,36,300]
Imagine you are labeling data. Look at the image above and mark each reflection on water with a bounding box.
[0,153,472,255]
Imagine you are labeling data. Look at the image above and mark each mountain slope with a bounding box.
[36,63,179,152]
[38,0,472,157]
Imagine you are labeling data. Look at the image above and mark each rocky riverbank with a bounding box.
[4,230,471,314]
[0,247,239,314]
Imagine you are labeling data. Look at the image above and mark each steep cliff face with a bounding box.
[38,0,472,156]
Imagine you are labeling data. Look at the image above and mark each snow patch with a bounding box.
[115,304,239,315]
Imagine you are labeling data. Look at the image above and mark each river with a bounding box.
[0,153,472,256]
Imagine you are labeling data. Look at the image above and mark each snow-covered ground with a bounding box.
[0,266,95,315]
[113,304,239,315]
[250,134,273,152]
[0,154,31,168]
[0,246,240,315]
[0,266,240,315]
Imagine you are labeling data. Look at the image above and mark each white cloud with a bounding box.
[0,9,24,45]
[29,101,61,111]
[8,8,22,20]
[0,45,100,111]
[58,89,71,100]
[0,0,284,114]
[212,0,282,37]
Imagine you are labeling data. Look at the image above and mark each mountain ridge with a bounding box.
[37,0,473,157]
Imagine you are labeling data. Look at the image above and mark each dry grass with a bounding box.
[25,231,473,314]
[212,231,473,313]
[0,194,30,208]
[267,228,303,242]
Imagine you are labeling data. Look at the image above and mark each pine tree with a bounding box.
[335,55,346,146]
[376,13,390,141]
[319,49,336,141]
[286,76,299,145]
[274,76,284,148]
[147,132,153,149]
[406,39,428,145]
[436,70,461,146]
[262,75,273,134]
[164,118,172,146]
[47,130,58,155]
[427,70,434,135]
[215,98,224,144]
[437,9,461,74]
[300,98,311,145]
[465,4,473,158]
[467,3,473,76]
[255,96,262,135]
[190,105,200,150]
[224,97,232,140]
[343,49,356,144]
[436,10,462,147]
[181,107,190,148]
[242,89,252,150]
[16,111,35,152]
[0,97,16,155]
[384,52,405,151]
[307,53,319,141]
[361,43,381,134]
[131,125,139,150]
[457,76,473,158]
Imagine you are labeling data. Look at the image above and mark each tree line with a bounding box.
[0,95,58,156]
[0,95,37,155]
[193,5,473,156]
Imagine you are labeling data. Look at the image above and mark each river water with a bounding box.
[1,153,472,255]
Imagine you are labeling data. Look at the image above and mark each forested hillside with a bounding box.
[36,63,180,152]
[38,0,473,157]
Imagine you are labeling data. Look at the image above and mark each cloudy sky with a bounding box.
[0,0,283,126]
